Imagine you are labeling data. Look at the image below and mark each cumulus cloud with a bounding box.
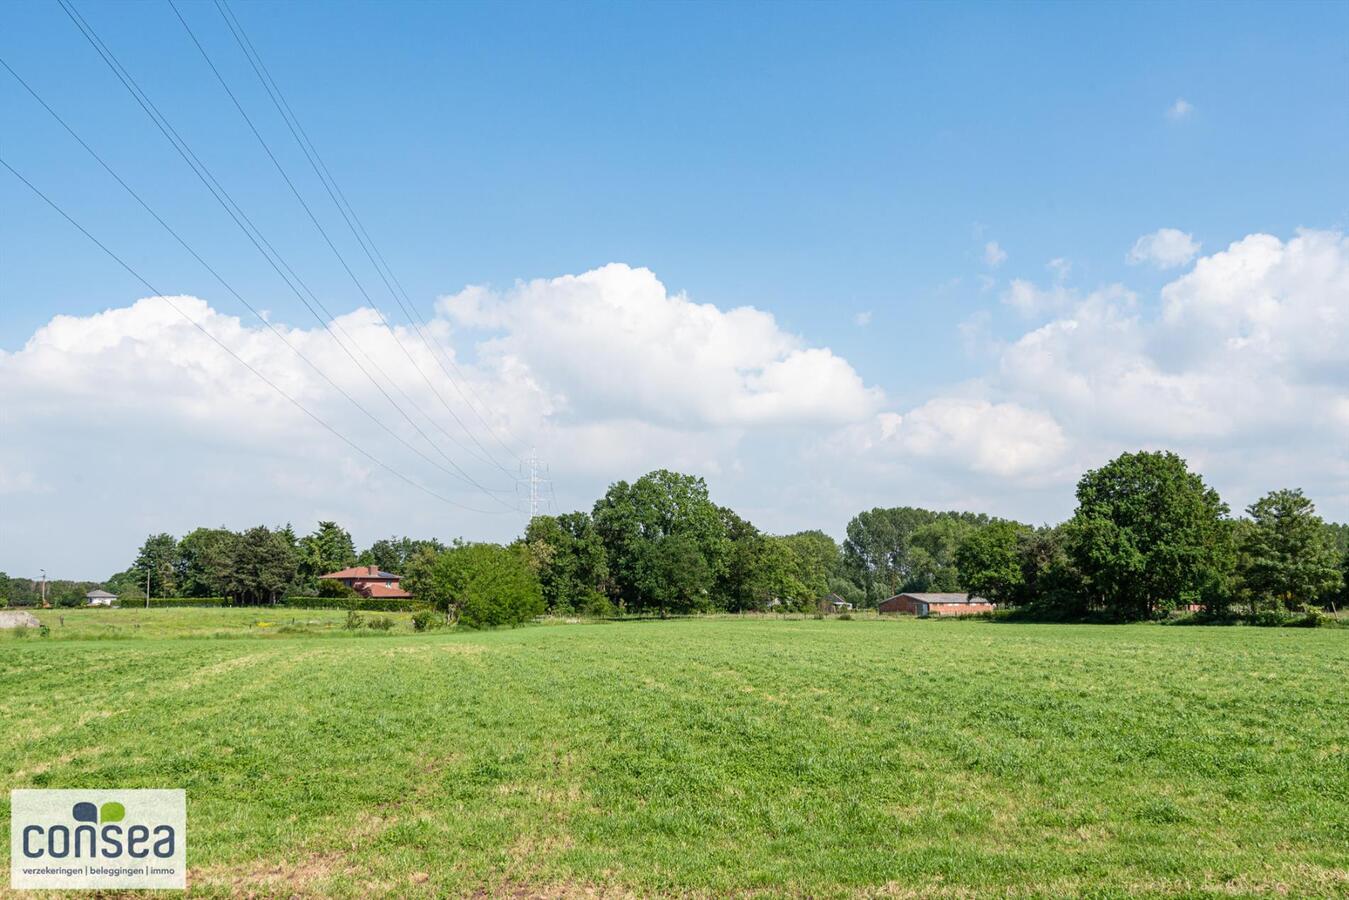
[994,229,1349,508]
[9,236,1349,578]
[1001,279,1077,317]
[438,264,882,428]
[832,228,1349,524]
[1,265,885,575]
[1128,228,1201,269]
[884,398,1067,478]
[983,241,1008,268]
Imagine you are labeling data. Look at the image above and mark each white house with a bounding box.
[85,589,117,607]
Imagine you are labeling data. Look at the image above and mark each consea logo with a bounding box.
[11,789,186,890]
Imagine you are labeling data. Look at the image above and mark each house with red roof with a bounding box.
[319,565,412,599]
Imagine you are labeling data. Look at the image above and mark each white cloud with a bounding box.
[833,228,1349,525]
[0,265,884,576]
[885,398,1068,478]
[853,311,873,327]
[1128,228,1201,269]
[1047,257,1071,281]
[1166,98,1194,121]
[9,235,1349,578]
[983,241,1008,268]
[994,229,1349,502]
[1001,278,1077,316]
[439,264,882,428]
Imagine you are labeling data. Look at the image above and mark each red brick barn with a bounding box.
[878,592,994,617]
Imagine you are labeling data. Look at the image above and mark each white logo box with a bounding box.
[11,788,186,890]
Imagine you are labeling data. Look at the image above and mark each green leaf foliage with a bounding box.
[592,470,729,614]
[410,542,543,628]
[956,519,1029,605]
[1069,451,1232,619]
[1239,488,1344,611]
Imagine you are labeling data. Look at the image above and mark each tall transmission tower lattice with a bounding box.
[522,449,552,517]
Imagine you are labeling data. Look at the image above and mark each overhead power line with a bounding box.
[214,0,528,472]
[0,157,503,515]
[0,55,511,504]
[56,0,518,509]
[167,0,522,481]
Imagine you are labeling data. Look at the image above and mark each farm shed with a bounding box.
[819,593,854,613]
[85,589,117,607]
[879,592,993,617]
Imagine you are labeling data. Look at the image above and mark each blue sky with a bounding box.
[4,1,1349,577]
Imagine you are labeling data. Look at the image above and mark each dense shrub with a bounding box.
[1236,607,1338,628]
[1247,609,1294,627]
[577,592,615,618]
[317,579,360,599]
[410,608,442,632]
[1290,605,1334,628]
[366,616,395,631]
[411,543,543,629]
[343,610,364,630]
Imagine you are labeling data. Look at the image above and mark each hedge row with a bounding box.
[120,597,229,608]
[108,596,420,611]
[279,597,420,612]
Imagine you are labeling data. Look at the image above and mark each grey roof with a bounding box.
[894,592,989,603]
[85,589,117,598]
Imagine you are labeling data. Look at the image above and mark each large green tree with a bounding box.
[842,507,929,604]
[592,470,728,613]
[1015,525,1086,613]
[133,533,179,598]
[1327,522,1349,609]
[0,573,40,607]
[714,511,808,612]
[640,532,715,615]
[176,527,236,597]
[908,516,982,592]
[1239,489,1343,611]
[409,542,543,628]
[298,521,357,588]
[842,507,989,604]
[357,536,447,574]
[956,519,1030,605]
[226,526,299,605]
[523,513,609,614]
[1069,451,1232,619]
[778,530,842,601]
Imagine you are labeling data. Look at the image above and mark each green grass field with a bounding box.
[10,606,414,641]
[2,612,1347,897]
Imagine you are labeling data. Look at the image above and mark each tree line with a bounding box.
[0,574,103,609]
[507,453,1349,622]
[6,450,1346,625]
[96,524,447,605]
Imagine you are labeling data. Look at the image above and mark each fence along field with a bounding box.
[2,612,1346,896]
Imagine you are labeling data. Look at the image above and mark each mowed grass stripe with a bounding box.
[2,617,1347,896]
